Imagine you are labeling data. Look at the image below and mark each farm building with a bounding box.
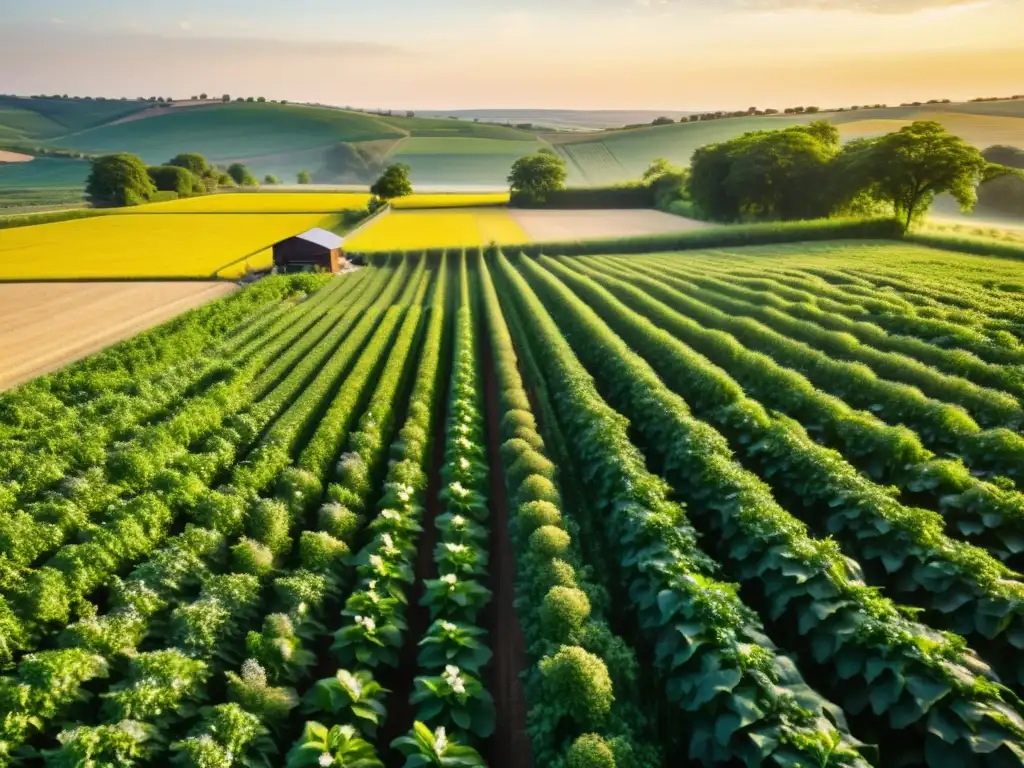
[273,228,345,273]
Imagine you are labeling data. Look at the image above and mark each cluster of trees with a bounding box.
[368,163,412,210]
[977,145,1024,216]
[689,120,1013,230]
[508,150,568,203]
[84,152,256,206]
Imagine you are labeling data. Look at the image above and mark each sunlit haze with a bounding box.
[2,0,1022,110]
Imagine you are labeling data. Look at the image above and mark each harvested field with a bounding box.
[0,280,235,390]
[0,151,33,163]
[509,207,708,241]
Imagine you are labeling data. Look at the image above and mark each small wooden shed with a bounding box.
[273,228,345,273]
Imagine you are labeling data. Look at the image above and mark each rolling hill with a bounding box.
[1,96,1022,199]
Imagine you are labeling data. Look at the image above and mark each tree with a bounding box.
[508,150,567,204]
[264,174,280,185]
[651,116,674,126]
[642,158,690,209]
[222,94,230,102]
[257,96,266,103]
[148,165,201,196]
[689,121,841,221]
[370,163,413,201]
[167,153,210,176]
[200,92,208,99]
[296,170,312,185]
[848,120,999,230]
[227,162,258,186]
[86,153,156,206]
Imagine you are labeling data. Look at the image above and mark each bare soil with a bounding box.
[0,151,33,163]
[509,207,710,242]
[0,281,236,391]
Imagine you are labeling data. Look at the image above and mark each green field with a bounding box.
[5,240,1024,766]
[388,136,545,185]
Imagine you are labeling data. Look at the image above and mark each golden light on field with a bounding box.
[0,213,339,280]
[391,193,511,209]
[344,208,527,252]
[117,193,372,214]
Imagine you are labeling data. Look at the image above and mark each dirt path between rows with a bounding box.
[479,328,532,768]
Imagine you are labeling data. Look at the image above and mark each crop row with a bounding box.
[549,255,1024,691]
[493,250,876,766]
[581,256,1024,571]
[612,258,1024,483]
[479,254,661,764]
[509,251,1024,766]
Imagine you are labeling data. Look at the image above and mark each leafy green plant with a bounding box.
[390,721,486,768]
[410,666,496,738]
[285,722,382,768]
[417,620,493,675]
[301,669,389,738]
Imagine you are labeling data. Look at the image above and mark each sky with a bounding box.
[1,0,1022,111]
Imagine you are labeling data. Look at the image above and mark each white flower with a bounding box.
[444,664,460,677]
[445,542,467,554]
[458,424,470,434]
[442,665,466,695]
[397,487,411,503]
[369,554,384,571]
[452,515,466,527]
[319,753,335,767]
[355,615,376,633]
[381,533,395,552]
[440,573,458,586]
[434,726,448,755]
[441,621,457,633]
[451,678,466,695]
[381,509,400,521]
[459,457,470,471]
[456,436,473,450]
[274,639,293,661]
[339,671,363,699]
[449,482,468,498]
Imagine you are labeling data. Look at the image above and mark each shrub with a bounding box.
[299,531,349,575]
[540,586,591,641]
[566,734,616,768]
[517,474,559,505]
[318,503,361,542]
[538,646,613,728]
[509,451,556,487]
[147,165,200,197]
[246,499,292,555]
[230,538,275,576]
[516,500,562,537]
[530,525,571,559]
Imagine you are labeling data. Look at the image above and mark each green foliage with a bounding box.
[845,121,996,230]
[566,734,616,768]
[286,722,382,768]
[227,162,258,186]
[296,169,311,184]
[540,586,592,642]
[509,150,568,204]
[301,668,389,738]
[370,162,412,201]
[85,152,155,206]
[147,164,201,196]
[390,721,486,767]
[538,646,613,729]
[167,152,210,176]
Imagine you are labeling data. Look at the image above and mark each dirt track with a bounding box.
[0,281,236,391]
[509,207,709,241]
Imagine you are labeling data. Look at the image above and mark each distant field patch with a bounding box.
[0,212,338,279]
[390,137,544,156]
[344,207,527,251]
[118,192,372,214]
[388,137,545,186]
[0,158,90,188]
[0,151,33,163]
[509,208,706,241]
[557,141,629,185]
[0,281,235,391]
[392,193,510,209]
[837,112,1024,147]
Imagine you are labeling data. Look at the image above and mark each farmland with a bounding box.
[0,212,343,279]
[2,241,1024,766]
[344,208,529,252]
[0,281,236,390]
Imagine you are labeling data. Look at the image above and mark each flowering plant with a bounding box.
[285,722,382,768]
[410,666,496,739]
[301,668,388,738]
[390,721,486,767]
[417,620,492,675]
[421,575,491,624]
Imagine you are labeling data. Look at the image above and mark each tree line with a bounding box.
[505,120,1022,231]
[84,153,317,207]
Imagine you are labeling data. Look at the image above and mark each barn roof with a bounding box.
[292,228,343,249]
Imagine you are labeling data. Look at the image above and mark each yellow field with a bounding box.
[391,193,511,209]
[838,112,1024,147]
[344,208,527,252]
[0,213,339,280]
[117,193,371,214]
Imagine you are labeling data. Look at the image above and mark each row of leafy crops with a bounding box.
[5,240,1024,767]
